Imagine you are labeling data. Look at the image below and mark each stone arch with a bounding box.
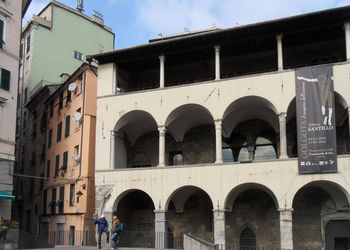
[164,185,214,212]
[165,104,214,142]
[165,185,215,243]
[112,188,156,212]
[113,110,158,168]
[225,183,280,212]
[292,180,350,250]
[114,110,158,146]
[222,96,279,138]
[291,180,350,211]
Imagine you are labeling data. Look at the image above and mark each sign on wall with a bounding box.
[295,65,337,174]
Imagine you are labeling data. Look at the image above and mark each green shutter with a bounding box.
[0,20,3,49]
[1,68,10,91]
[65,115,70,137]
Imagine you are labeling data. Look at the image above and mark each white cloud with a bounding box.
[23,1,49,26]
[135,0,350,37]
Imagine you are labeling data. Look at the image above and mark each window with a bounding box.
[31,151,36,166]
[62,151,68,171]
[24,87,28,103]
[32,121,37,138]
[169,152,183,166]
[58,186,64,214]
[43,189,47,214]
[73,145,79,164]
[46,160,50,178]
[26,35,31,53]
[69,183,75,206]
[0,68,10,91]
[48,129,52,148]
[50,188,56,214]
[73,50,83,60]
[58,92,63,110]
[65,115,70,137]
[55,155,59,176]
[57,122,62,142]
[66,89,71,104]
[49,100,54,118]
[23,112,27,130]
[239,228,256,248]
[0,19,4,49]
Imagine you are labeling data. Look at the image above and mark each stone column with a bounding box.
[158,126,166,167]
[214,45,221,80]
[215,120,223,164]
[159,55,166,88]
[279,112,288,159]
[279,209,293,250]
[344,23,350,60]
[247,145,255,161]
[276,34,284,71]
[110,130,115,169]
[213,209,225,250]
[154,210,167,249]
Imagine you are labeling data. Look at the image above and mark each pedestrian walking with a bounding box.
[94,215,109,249]
[111,215,124,250]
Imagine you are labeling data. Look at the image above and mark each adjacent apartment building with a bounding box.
[90,6,350,250]
[13,0,114,238]
[0,0,30,227]
[43,63,97,246]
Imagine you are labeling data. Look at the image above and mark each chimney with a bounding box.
[92,10,104,26]
[77,0,84,13]
[60,73,70,82]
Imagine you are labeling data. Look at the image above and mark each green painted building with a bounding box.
[13,0,114,239]
[21,0,114,94]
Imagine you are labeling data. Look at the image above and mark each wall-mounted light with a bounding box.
[76,191,83,203]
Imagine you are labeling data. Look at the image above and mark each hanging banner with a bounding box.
[295,65,337,174]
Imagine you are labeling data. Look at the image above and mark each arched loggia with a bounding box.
[112,190,156,248]
[112,110,158,168]
[292,181,350,250]
[164,104,215,166]
[222,96,279,162]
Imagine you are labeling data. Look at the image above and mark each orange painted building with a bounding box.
[42,63,97,245]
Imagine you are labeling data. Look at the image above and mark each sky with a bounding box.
[23,0,350,49]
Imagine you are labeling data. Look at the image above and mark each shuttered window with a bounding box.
[65,115,70,137]
[0,68,10,91]
[0,19,4,49]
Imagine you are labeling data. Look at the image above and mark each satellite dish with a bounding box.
[68,82,77,91]
[72,153,80,161]
[73,112,82,121]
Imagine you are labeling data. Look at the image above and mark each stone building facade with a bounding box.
[90,6,350,250]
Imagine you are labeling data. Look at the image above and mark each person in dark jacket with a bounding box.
[94,215,109,249]
[111,215,124,250]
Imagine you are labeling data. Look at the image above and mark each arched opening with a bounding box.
[225,184,280,248]
[165,104,215,166]
[113,111,158,168]
[292,181,350,250]
[286,92,349,158]
[166,186,214,247]
[239,227,257,249]
[223,97,278,162]
[113,190,155,248]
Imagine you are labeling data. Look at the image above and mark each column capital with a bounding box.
[279,112,287,121]
[111,130,116,136]
[344,22,350,30]
[278,208,294,212]
[347,107,350,113]
[212,209,226,213]
[159,54,166,61]
[158,126,167,133]
[215,119,222,126]
[214,45,221,52]
[154,209,167,214]
[276,33,283,40]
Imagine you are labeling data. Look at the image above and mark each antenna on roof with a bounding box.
[77,0,84,13]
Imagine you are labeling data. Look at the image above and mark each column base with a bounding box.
[279,155,289,159]
[215,160,223,164]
